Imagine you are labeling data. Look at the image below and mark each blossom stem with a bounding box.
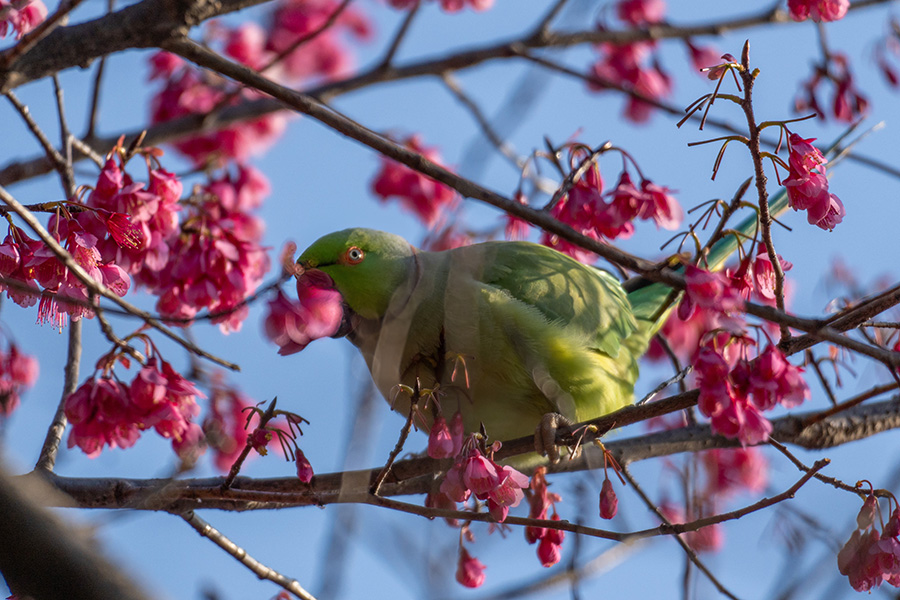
[738,41,790,342]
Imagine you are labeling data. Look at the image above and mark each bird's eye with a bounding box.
[345,246,365,264]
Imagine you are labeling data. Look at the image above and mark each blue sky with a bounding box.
[1,1,899,599]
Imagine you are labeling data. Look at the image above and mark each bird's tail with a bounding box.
[625,183,791,354]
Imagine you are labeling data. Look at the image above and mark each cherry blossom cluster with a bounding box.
[150,1,370,166]
[150,52,288,167]
[782,133,845,230]
[0,0,46,40]
[586,1,721,123]
[538,153,682,264]
[649,249,793,364]
[371,134,458,229]
[695,341,809,445]
[439,438,530,523]
[64,351,205,460]
[388,0,493,12]
[0,209,135,329]
[0,340,38,417]
[203,378,258,472]
[85,152,181,287]
[788,0,849,22]
[264,268,344,355]
[838,486,900,592]
[794,53,868,123]
[154,165,272,333]
[526,466,565,568]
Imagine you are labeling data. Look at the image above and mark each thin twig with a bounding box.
[34,320,82,472]
[179,510,318,600]
[370,393,418,495]
[621,465,740,600]
[377,0,421,70]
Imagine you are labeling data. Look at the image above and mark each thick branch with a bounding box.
[34,394,900,512]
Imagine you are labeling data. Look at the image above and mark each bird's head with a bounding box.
[297,228,416,319]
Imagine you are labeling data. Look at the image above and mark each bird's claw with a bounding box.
[534,412,573,463]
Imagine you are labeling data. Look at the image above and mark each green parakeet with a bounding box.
[296,190,782,447]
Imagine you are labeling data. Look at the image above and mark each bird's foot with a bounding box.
[534,412,573,464]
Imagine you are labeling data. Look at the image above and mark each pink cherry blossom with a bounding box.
[599,478,618,519]
[266,0,372,84]
[456,547,486,588]
[295,448,314,482]
[789,0,849,22]
[371,134,457,229]
[264,271,344,355]
[203,382,258,473]
[678,264,743,320]
[537,512,565,567]
[0,0,46,39]
[427,413,464,458]
[616,0,665,26]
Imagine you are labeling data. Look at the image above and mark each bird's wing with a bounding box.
[459,241,638,359]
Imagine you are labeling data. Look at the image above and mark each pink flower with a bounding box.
[266,0,371,83]
[203,382,257,473]
[295,448,314,483]
[616,0,665,26]
[462,448,502,496]
[371,135,457,229]
[427,413,463,458]
[789,0,849,21]
[701,447,767,497]
[486,465,529,522]
[599,478,618,519]
[264,272,344,355]
[588,39,671,123]
[537,512,565,567]
[0,0,46,39]
[678,265,743,320]
[456,547,486,588]
[504,193,532,241]
[638,179,682,230]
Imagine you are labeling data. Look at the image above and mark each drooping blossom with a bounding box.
[427,412,464,459]
[0,0,47,39]
[783,133,846,230]
[599,478,618,519]
[837,491,900,592]
[540,159,682,263]
[795,52,868,123]
[589,38,672,123]
[203,380,258,472]
[64,354,205,459]
[456,547,486,588]
[695,341,808,445]
[701,447,767,498]
[504,193,532,241]
[438,444,529,522]
[85,155,182,286]
[677,264,744,321]
[153,166,272,333]
[371,135,457,229]
[266,0,372,83]
[525,467,565,567]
